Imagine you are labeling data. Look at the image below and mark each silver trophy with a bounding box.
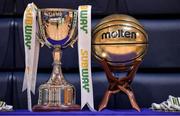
[32,8,80,111]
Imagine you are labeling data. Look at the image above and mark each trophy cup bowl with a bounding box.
[32,8,80,111]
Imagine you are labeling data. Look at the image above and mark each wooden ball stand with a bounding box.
[98,59,141,112]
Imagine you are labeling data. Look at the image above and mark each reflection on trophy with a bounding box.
[92,14,148,111]
[32,8,80,111]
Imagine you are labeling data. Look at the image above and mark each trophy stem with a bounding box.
[33,47,80,111]
[47,47,66,85]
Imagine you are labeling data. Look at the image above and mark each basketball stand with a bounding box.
[98,59,141,112]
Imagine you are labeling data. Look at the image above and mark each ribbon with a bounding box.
[22,3,40,111]
[78,5,95,111]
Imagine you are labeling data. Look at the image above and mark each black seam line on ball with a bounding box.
[92,43,148,45]
[94,19,144,31]
[93,24,148,41]
[93,47,147,64]
[94,51,145,64]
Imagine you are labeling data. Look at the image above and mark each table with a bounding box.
[0,109,180,116]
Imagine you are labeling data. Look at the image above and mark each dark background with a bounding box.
[0,0,180,110]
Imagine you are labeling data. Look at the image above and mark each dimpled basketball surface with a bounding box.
[92,14,148,67]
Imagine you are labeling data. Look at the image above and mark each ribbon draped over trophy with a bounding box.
[78,5,95,111]
[22,3,95,111]
[22,3,39,111]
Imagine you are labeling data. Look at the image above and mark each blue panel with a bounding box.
[140,20,180,68]
[0,0,14,15]
[14,18,180,69]
[12,72,180,109]
[12,72,115,109]
[126,0,180,15]
[0,19,14,69]
[15,0,127,15]
[15,0,180,15]
[0,72,13,106]
[115,73,180,108]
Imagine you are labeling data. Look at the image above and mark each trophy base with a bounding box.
[32,104,80,112]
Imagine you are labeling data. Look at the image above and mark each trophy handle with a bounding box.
[98,59,141,112]
[37,10,52,48]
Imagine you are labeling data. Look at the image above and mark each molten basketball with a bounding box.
[92,14,148,67]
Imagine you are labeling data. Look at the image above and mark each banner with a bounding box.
[78,5,95,111]
[22,3,40,111]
